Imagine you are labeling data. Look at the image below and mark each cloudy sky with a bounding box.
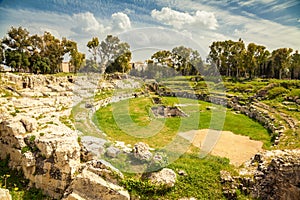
[0,0,299,61]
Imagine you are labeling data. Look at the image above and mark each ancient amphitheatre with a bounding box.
[0,23,300,199]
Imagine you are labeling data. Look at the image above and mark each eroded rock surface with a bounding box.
[133,142,153,162]
[0,188,12,200]
[147,168,177,188]
[221,149,300,200]
[0,73,130,199]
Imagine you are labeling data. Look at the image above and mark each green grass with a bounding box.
[93,96,271,148]
[121,153,236,199]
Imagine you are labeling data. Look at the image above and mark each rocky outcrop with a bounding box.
[133,142,153,162]
[146,168,177,188]
[0,73,132,199]
[0,188,12,200]
[0,117,81,199]
[63,160,129,200]
[221,149,300,200]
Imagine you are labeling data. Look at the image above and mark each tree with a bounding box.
[70,50,85,73]
[87,37,99,71]
[40,32,65,73]
[105,51,131,73]
[63,38,85,73]
[172,46,203,75]
[0,41,4,64]
[97,35,131,73]
[290,50,300,79]
[2,26,31,71]
[271,48,293,79]
[5,49,22,70]
[151,50,173,67]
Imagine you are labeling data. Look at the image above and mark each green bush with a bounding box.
[267,86,288,99]
[29,135,36,142]
[21,146,31,154]
[288,89,300,98]
[121,178,170,198]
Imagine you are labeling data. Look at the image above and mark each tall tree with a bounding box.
[0,40,4,64]
[87,37,99,71]
[172,46,203,75]
[2,26,31,71]
[271,48,293,79]
[97,35,131,73]
[40,32,65,73]
[290,50,300,79]
[151,50,173,67]
[105,51,131,73]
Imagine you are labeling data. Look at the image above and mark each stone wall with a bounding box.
[221,150,300,200]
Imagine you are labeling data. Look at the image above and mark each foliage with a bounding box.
[207,39,299,80]
[1,26,85,74]
[121,178,171,198]
[267,86,288,99]
[288,88,300,98]
[0,156,49,199]
[85,35,131,73]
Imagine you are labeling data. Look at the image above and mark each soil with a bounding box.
[180,129,263,166]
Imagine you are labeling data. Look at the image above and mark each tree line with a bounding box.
[0,27,85,74]
[1,26,299,79]
[130,39,300,80]
[130,46,204,79]
[207,39,300,79]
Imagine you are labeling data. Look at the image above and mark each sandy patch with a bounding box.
[180,129,263,166]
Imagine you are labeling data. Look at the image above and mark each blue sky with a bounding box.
[0,0,299,61]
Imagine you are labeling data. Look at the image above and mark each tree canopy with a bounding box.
[1,26,85,74]
[86,35,131,73]
[207,39,299,79]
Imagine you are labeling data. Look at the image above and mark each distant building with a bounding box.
[0,64,12,72]
[132,61,147,71]
[60,62,75,73]
[60,62,70,72]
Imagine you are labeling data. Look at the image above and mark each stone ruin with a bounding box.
[151,105,188,118]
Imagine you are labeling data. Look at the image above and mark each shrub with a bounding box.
[120,178,170,198]
[288,89,300,98]
[267,86,288,99]
[29,135,36,142]
[21,146,31,154]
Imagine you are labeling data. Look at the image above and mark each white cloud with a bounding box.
[151,7,218,30]
[238,0,277,7]
[72,12,109,34]
[112,12,132,31]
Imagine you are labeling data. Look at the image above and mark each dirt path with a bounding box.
[181,129,263,166]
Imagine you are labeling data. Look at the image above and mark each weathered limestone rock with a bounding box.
[106,146,120,158]
[222,150,300,200]
[147,168,177,187]
[88,159,124,183]
[20,117,37,132]
[0,188,12,200]
[0,118,81,199]
[63,168,130,200]
[133,142,152,162]
[0,73,138,200]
